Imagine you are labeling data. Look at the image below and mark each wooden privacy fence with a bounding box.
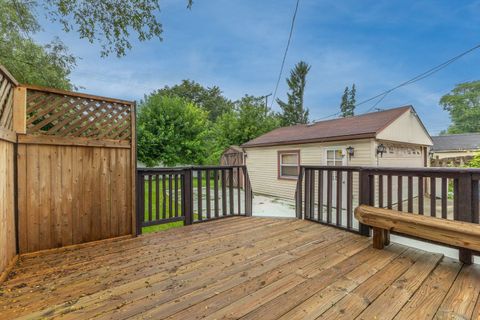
[0,66,17,279]
[16,85,136,253]
[0,64,137,263]
[136,165,253,233]
[296,165,480,263]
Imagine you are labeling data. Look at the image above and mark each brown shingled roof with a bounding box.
[242,106,412,147]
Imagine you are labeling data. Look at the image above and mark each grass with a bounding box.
[142,177,215,233]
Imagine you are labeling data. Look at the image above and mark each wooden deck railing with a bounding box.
[295,166,365,234]
[296,166,480,261]
[136,165,253,234]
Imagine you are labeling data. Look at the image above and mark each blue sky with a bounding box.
[34,0,480,135]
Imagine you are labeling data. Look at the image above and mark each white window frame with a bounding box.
[324,147,346,166]
[278,150,300,179]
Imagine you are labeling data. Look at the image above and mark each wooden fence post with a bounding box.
[359,170,373,236]
[135,172,144,236]
[183,169,194,225]
[131,102,137,237]
[12,86,26,134]
[457,172,473,264]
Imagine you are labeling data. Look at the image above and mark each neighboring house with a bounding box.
[431,133,480,160]
[241,106,433,200]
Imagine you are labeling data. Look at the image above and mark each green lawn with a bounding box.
[142,176,215,233]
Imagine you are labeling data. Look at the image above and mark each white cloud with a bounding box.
[34,0,476,135]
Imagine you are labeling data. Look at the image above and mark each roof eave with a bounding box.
[241,133,376,148]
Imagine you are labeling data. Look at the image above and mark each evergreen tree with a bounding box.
[340,86,350,117]
[276,61,311,126]
[340,84,356,117]
[349,83,356,116]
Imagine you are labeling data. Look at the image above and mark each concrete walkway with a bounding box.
[252,194,296,218]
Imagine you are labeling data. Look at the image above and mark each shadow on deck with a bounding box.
[0,216,479,319]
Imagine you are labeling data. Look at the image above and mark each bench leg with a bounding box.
[383,230,390,246]
[372,227,385,249]
[459,249,473,265]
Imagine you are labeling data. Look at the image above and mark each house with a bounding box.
[431,133,480,161]
[241,106,433,200]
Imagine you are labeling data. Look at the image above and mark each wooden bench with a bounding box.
[355,205,480,264]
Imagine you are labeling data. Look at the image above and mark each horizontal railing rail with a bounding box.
[296,165,480,262]
[136,165,253,234]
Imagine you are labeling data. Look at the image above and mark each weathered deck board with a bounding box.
[435,264,480,319]
[393,258,462,320]
[0,217,478,320]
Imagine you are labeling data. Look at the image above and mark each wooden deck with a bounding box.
[0,217,479,320]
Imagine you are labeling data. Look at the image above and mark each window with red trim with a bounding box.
[278,151,300,179]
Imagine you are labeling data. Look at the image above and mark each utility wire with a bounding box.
[270,0,300,108]
[361,43,480,113]
[367,92,389,113]
[313,42,480,121]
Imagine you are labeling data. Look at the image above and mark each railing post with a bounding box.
[359,169,373,236]
[135,172,144,236]
[243,166,253,216]
[304,169,311,220]
[457,172,473,264]
[295,167,304,219]
[183,168,194,225]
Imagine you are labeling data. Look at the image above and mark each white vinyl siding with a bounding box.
[376,110,433,146]
[245,139,374,200]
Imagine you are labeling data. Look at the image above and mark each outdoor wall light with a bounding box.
[376,144,387,157]
[346,146,355,159]
[429,150,434,158]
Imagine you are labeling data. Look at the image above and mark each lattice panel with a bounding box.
[26,89,132,140]
[0,72,15,131]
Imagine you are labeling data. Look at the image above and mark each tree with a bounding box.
[0,0,76,89]
[154,80,233,121]
[137,95,210,167]
[440,81,480,134]
[208,95,281,163]
[339,84,356,117]
[230,95,280,145]
[8,0,193,57]
[468,152,480,168]
[340,86,350,117]
[349,83,356,115]
[276,61,310,126]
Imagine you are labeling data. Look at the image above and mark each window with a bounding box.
[326,149,344,166]
[278,151,300,179]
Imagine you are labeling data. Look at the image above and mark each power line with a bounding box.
[270,0,300,108]
[361,43,480,113]
[368,92,389,112]
[313,42,480,121]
